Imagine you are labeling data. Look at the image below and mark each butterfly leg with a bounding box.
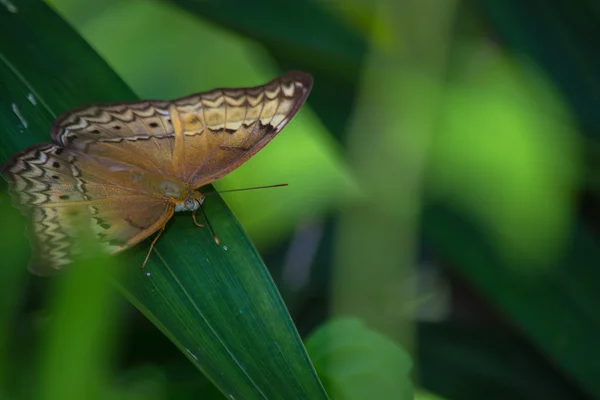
[192,212,204,228]
[192,210,220,245]
[142,225,166,269]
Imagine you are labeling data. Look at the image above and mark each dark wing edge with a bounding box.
[188,71,314,187]
[49,71,313,146]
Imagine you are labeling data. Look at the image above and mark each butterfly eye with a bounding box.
[184,198,195,210]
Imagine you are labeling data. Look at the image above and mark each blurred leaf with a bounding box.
[0,190,29,390]
[414,389,447,400]
[429,45,581,268]
[482,1,600,200]
[0,2,328,399]
[169,0,366,79]
[423,203,600,398]
[313,0,393,51]
[306,317,414,400]
[37,226,123,400]
[482,0,600,137]
[424,38,600,397]
[418,321,589,400]
[110,365,167,400]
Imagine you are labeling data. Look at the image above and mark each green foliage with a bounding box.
[37,229,121,400]
[306,318,413,400]
[429,51,580,267]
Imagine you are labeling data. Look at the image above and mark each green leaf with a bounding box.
[424,43,600,397]
[37,226,123,400]
[306,318,414,400]
[170,0,366,79]
[0,191,29,392]
[423,204,600,398]
[418,321,588,399]
[0,2,328,399]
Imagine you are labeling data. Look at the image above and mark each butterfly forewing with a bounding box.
[51,72,313,189]
[168,71,313,187]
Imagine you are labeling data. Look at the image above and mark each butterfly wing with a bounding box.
[162,71,312,187]
[1,144,174,275]
[50,71,312,189]
[50,97,176,178]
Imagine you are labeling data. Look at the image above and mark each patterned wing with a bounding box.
[50,71,313,187]
[162,71,312,187]
[50,97,175,177]
[1,144,174,275]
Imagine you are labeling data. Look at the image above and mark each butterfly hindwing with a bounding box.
[1,144,173,275]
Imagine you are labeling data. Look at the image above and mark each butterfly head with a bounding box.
[174,191,205,213]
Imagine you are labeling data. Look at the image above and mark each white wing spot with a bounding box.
[11,104,27,129]
[145,272,151,277]
[223,245,228,251]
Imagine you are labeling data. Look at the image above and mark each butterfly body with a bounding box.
[173,191,205,213]
[1,72,313,275]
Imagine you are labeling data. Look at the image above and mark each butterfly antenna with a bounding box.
[199,203,220,245]
[203,183,288,196]
[198,183,288,245]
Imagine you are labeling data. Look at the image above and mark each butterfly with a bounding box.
[1,71,313,276]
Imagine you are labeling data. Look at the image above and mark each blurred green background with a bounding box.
[2,0,600,399]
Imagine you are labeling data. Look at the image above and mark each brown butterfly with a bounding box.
[1,71,313,276]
